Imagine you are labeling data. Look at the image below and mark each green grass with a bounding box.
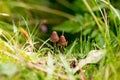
[0,0,120,80]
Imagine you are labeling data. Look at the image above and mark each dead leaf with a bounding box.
[74,50,105,73]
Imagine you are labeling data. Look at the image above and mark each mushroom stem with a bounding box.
[53,42,57,53]
[59,46,65,54]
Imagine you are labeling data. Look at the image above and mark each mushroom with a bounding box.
[50,31,59,43]
[58,35,67,46]
[58,35,67,53]
[50,31,59,53]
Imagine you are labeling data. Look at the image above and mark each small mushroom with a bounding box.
[58,35,67,53]
[50,31,59,53]
[58,35,67,46]
[50,31,59,43]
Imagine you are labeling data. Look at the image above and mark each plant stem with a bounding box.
[53,43,57,53]
[39,38,50,50]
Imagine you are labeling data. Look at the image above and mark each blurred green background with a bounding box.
[0,0,120,48]
[1,0,120,80]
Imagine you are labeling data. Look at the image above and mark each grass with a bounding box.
[0,0,120,80]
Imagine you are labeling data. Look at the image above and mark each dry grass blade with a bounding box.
[80,68,86,80]
[27,62,69,80]
[20,28,30,42]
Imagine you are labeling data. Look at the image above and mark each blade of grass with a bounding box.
[82,0,104,35]
[8,1,76,21]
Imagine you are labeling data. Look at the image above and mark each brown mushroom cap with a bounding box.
[50,31,59,43]
[58,35,67,46]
